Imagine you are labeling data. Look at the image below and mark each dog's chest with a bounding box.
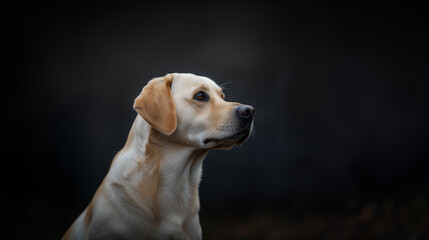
[152,164,201,237]
[158,165,201,215]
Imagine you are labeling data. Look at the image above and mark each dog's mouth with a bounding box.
[203,125,252,146]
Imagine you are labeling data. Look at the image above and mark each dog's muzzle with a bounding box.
[203,105,255,145]
[236,105,254,124]
[234,104,254,143]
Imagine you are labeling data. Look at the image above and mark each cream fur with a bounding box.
[62,73,254,240]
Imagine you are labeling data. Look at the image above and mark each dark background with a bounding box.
[4,2,428,239]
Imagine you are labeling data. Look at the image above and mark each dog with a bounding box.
[62,73,254,240]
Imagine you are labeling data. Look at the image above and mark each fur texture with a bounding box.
[62,73,254,240]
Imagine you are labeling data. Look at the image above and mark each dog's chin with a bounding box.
[203,127,252,149]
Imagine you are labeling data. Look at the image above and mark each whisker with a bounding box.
[219,82,232,89]
[250,125,256,137]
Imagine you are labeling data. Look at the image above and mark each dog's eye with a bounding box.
[193,91,209,101]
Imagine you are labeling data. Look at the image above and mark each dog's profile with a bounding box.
[62,73,254,240]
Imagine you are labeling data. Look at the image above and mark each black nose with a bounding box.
[236,105,255,121]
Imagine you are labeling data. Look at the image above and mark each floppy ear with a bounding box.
[133,74,177,135]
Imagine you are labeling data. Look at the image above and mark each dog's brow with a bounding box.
[199,85,209,91]
[193,85,210,95]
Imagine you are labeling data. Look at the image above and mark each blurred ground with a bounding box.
[200,186,429,240]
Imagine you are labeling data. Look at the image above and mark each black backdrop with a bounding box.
[4,2,429,239]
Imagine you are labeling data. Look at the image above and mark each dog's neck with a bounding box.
[111,116,208,219]
[127,116,208,180]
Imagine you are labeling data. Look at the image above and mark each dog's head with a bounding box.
[134,73,254,149]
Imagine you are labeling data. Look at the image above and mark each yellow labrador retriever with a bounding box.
[62,73,254,240]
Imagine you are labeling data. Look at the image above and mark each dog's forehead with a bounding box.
[172,73,222,93]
